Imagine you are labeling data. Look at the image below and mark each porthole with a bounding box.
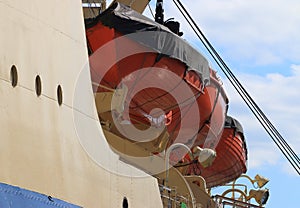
[57,85,63,106]
[122,197,128,208]
[35,75,42,96]
[10,65,18,87]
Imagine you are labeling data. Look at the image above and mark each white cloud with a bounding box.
[281,161,299,176]
[247,142,280,168]
[291,64,300,75]
[147,0,300,66]
[108,1,300,67]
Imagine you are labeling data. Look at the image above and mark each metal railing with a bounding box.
[213,195,263,208]
[159,184,191,207]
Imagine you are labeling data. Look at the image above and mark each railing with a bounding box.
[159,184,191,207]
[213,195,263,208]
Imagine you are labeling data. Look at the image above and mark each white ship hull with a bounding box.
[0,0,163,207]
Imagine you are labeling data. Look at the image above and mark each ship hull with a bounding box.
[0,1,163,207]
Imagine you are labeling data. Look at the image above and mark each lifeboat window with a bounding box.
[10,65,18,87]
[35,75,42,96]
[57,85,63,106]
[122,197,128,208]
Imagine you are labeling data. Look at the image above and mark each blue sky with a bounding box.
[107,0,300,206]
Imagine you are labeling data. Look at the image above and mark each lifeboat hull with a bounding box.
[86,18,228,154]
[185,116,248,188]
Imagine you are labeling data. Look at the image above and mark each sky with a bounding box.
[106,0,300,206]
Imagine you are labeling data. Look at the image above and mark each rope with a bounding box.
[148,3,155,19]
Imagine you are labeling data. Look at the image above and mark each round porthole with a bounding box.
[57,85,63,106]
[10,65,18,87]
[122,197,128,208]
[35,75,42,96]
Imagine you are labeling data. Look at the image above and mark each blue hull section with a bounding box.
[0,183,81,208]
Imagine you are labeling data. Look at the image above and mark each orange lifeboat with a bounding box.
[86,3,227,152]
[85,3,247,187]
[185,116,248,188]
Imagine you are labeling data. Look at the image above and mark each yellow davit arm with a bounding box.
[110,0,151,14]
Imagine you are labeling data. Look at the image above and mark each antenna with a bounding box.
[155,0,164,24]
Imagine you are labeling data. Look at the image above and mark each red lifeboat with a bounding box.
[86,3,227,153]
[85,3,247,187]
[185,116,248,188]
